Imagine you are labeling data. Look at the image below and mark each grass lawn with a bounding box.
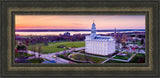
[27,58,44,63]
[27,41,85,54]
[106,53,145,63]
[15,53,33,58]
[80,52,110,58]
[105,60,127,63]
[70,53,106,63]
[57,53,84,63]
[113,54,132,60]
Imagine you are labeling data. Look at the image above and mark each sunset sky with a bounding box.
[15,15,145,30]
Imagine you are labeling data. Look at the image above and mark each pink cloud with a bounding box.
[15,15,145,30]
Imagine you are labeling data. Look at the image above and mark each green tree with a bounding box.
[121,34,127,43]
[38,45,42,63]
[141,39,144,45]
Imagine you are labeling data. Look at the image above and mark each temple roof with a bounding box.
[95,37,110,39]
[94,36,115,40]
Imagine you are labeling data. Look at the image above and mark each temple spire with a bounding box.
[91,20,96,39]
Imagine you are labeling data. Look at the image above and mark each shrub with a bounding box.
[17,45,26,50]
[57,45,66,48]
[123,51,129,54]
[129,53,145,63]
[58,54,82,63]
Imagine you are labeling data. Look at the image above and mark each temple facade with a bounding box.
[85,21,116,55]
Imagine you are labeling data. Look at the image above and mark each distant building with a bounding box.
[114,27,117,38]
[85,21,116,55]
[64,32,70,36]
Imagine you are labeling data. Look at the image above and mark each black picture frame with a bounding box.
[0,0,159,78]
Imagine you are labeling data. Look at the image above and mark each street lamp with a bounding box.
[53,55,57,63]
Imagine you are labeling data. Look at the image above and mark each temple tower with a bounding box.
[91,20,96,39]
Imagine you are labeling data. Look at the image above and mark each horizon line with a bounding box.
[15,29,145,30]
[15,29,145,32]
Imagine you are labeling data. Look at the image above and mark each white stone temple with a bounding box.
[85,21,116,55]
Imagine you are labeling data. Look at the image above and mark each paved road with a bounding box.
[26,47,85,63]
[101,54,117,63]
[24,47,140,63]
[101,53,136,63]
[111,53,136,62]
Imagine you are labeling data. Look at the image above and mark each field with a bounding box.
[70,53,106,63]
[27,58,44,63]
[27,41,85,54]
[113,53,132,60]
[15,53,33,58]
